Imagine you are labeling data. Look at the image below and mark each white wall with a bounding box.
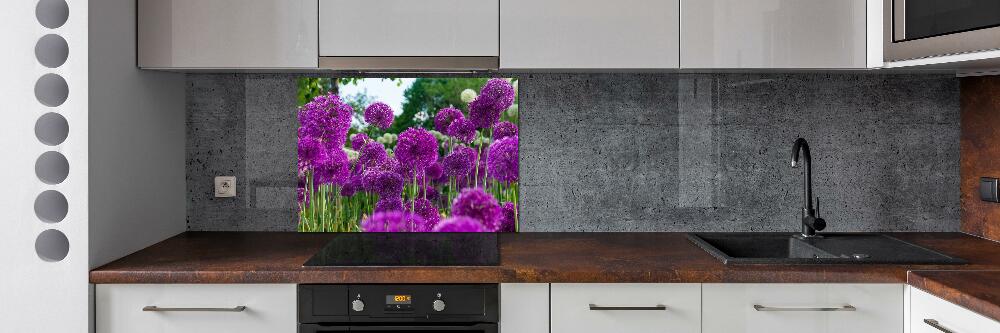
[88,0,186,270]
[0,0,90,331]
[1,0,184,331]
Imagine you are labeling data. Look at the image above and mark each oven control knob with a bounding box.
[351,299,365,312]
[432,299,446,312]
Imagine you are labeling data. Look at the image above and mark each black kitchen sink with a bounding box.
[687,233,966,265]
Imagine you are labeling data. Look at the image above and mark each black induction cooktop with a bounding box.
[303,233,500,266]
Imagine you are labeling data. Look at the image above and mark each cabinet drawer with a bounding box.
[551,283,700,333]
[96,284,296,333]
[910,287,1000,333]
[702,283,903,333]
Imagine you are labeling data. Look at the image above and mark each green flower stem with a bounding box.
[482,128,492,187]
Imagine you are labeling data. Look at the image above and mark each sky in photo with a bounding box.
[338,78,417,115]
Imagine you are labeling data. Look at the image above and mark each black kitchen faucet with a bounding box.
[791,138,826,238]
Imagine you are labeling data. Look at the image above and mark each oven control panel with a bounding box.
[297,284,497,322]
[385,294,414,312]
[298,284,499,331]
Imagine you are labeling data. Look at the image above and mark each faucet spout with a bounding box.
[791,138,825,237]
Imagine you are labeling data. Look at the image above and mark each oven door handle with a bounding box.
[348,323,497,331]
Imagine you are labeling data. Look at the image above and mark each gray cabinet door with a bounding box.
[680,0,868,69]
[501,0,680,69]
[138,0,318,69]
[319,0,500,57]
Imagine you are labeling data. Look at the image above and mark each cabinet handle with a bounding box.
[753,304,856,312]
[142,306,247,312]
[923,319,955,333]
[589,304,667,311]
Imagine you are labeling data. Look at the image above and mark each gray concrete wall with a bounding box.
[186,73,960,232]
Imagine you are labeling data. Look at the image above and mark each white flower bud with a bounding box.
[345,149,360,160]
[506,104,518,118]
[460,89,477,104]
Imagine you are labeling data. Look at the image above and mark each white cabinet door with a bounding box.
[500,283,548,333]
[138,0,318,68]
[551,283,700,333]
[96,284,297,333]
[910,287,1000,333]
[680,0,868,68]
[702,283,903,333]
[500,0,680,69]
[319,0,499,57]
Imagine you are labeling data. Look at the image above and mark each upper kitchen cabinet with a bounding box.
[500,0,680,69]
[138,0,318,69]
[681,0,879,69]
[318,0,500,70]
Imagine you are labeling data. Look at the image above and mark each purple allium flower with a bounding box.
[419,185,439,201]
[395,128,439,169]
[447,117,476,143]
[451,187,502,231]
[481,78,516,111]
[434,107,465,133]
[361,211,425,232]
[363,170,404,197]
[467,97,498,130]
[365,156,402,179]
[364,102,394,130]
[492,121,518,140]
[468,79,515,129]
[487,136,518,183]
[297,186,308,205]
[297,136,325,169]
[443,146,477,177]
[498,202,517,232]
[350,133,371,151]
[406,198,440,230]
[298,93,353,146]
[313,149,351,185]
[340,176,360,196]
[359,141,388,169]
[425,162,444,180]
[432,216,488,232]
[374,197,404,213]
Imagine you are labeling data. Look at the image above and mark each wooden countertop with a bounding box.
[91,232,1000,284]
[908,270,1000,322]
[90,232,1000,321]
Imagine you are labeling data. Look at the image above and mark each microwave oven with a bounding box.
[884,0,1000,62]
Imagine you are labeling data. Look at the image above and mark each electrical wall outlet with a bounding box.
[215,176,236,198]
[981,177,999,202]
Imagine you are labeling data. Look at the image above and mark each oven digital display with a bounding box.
[386,295,412,304]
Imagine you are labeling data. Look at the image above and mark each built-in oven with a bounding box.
[884,0,1000,61]
[298,284,498,333]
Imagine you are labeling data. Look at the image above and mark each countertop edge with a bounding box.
[907,270,1000,323]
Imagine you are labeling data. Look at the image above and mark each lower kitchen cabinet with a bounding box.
[551,283,701,333]
[500,283,549,333]
[702,283,903,333]
[910,286,1000,333]
[96,284,297,333]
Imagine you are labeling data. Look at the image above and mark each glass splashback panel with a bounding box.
[296,77,518,233]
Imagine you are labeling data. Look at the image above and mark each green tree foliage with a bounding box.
[297,78,334,107]
[389,78,491,133]
[298,77,517,136]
